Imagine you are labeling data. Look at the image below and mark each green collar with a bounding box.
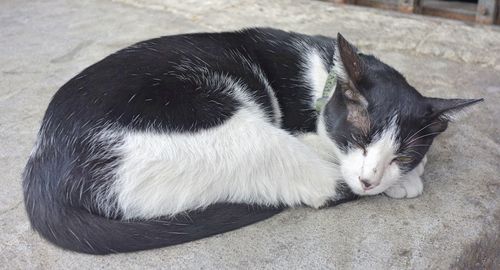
[315,67,336,112]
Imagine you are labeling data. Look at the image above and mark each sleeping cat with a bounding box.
[23,28,481,254]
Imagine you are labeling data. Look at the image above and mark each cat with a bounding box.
[22,28,482,254]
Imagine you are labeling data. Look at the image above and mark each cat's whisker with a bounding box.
[403,121,440,145]
[404,132,442,146]
[404,121,440,144]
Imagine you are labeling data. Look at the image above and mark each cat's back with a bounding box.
[44,30,276,134]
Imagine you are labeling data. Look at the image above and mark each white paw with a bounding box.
[385,174,424,199]
[384,184,407,198]
[415,155,427,176]
[421,155,428,166]
[414,161,425,177]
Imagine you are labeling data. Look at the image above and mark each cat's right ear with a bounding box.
[423,97,484,133]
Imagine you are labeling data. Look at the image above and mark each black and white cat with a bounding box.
[23,28,481,254]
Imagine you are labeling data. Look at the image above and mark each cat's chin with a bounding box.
[344,180,395,196]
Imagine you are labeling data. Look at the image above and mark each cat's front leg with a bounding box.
[297,133,338,163]
[384,156,427,199]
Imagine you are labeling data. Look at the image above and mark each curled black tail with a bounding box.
[26,200,283,255]
[24,193,356,255]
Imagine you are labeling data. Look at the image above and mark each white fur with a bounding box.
[332,43,348,85]
[249,62,283,126]
[224,49,283,126]
[111,106,340,219]
[297,132,337,164]
[306,50,329,102]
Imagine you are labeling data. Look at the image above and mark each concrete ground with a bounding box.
[1,0,499,269]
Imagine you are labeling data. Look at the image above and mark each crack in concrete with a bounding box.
[50,40,94,64]
[0,89,23,103]
[415,22,443,52]
[0,201,23,217]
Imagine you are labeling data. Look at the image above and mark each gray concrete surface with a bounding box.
[1,0,499,269]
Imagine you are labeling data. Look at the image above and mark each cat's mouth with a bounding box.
[345,175,393,196]
[359,178,381,191]
[350,184,384,196]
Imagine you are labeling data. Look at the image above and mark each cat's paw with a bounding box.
[384,174,423,199]
[415,155,427,176]
[421,155,428,167]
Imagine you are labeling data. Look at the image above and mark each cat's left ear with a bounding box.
[424,97,483,132]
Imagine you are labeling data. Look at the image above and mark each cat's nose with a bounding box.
[360,179,377,190]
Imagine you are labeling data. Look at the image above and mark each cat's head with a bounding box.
[319,34,483,196]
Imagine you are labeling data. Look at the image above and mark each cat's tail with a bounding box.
[23,151,284,255]
[25,193,283,255]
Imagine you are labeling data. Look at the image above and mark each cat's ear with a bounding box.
[334,33,367,106]
[333,33,370,133]
[424,97,483,133]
